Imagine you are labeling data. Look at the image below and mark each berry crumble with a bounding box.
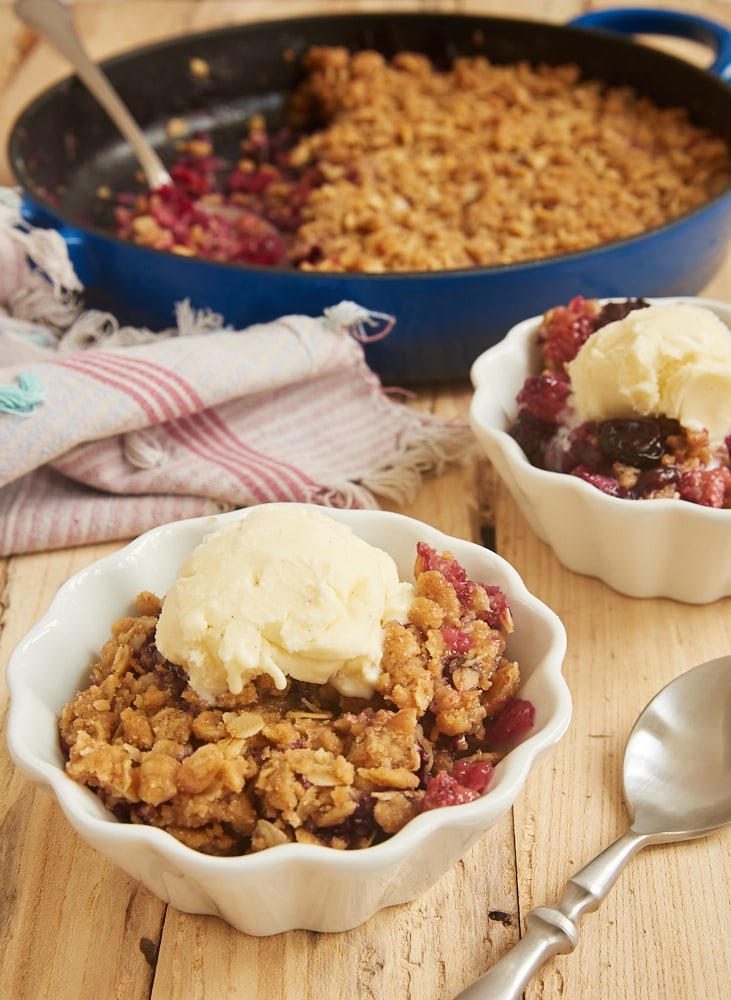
[59,543,534,855]
[510,297,731,506]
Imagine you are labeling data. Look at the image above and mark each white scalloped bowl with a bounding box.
[6,504,569,936]
[470,296,731,604]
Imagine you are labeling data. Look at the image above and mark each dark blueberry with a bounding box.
[317,794,377,846]
[596,298,649,329]
[509,411,555,466]
[597,418,665,468]
[112,801,133,822]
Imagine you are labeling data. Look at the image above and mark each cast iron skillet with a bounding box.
[9,7,731,382]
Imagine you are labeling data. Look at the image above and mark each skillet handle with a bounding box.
[570,7,731,81]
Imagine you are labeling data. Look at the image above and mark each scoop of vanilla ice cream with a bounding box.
[566,303,731,441]
[155,506,415,702]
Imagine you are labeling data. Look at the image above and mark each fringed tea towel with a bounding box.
[0,192,473,556]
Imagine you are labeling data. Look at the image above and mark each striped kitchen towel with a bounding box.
[0,304,474,556]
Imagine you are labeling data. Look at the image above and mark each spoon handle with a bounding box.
[14,0,172,189]
[453,828,650,1000]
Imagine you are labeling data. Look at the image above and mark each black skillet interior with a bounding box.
[10,11,731,238]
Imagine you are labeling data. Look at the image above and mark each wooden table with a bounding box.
[1,2,730,997]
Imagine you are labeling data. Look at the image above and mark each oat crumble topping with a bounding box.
[112,46,731,272]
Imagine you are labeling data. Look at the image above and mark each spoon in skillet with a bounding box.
[14,0,172,189]
[455,654,731,1000]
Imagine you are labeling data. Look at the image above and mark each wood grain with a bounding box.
[1,2,731,997]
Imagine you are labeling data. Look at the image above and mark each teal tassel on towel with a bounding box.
[0,372,46,415]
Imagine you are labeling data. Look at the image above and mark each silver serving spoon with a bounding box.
[14,0,172,189]
[455,654,731,1000]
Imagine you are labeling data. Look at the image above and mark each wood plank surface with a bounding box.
[1,2,730,998]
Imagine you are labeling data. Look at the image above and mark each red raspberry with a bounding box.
[516,371,571,424]
[442,626,473,653]
[678,467,731,507]
[485,698,535,744]
[415,544,511,629]
[538,296,601,370]
[421,770,481,812]
[451,759,494,793]
[572,467,629,498]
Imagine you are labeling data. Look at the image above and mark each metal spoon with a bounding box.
[14,0,172,188]
[455,654,731,1000]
